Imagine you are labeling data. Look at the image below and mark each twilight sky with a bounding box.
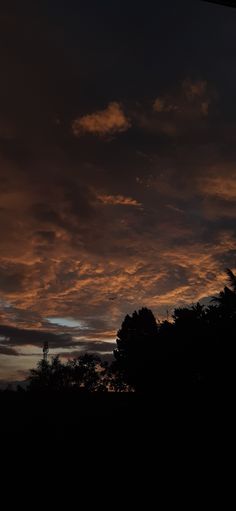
[1,0,236,382]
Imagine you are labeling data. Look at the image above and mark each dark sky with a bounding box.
[1,0,236,381]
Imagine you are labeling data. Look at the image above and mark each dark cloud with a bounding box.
[74,341,115,354]
[0,263,26,293]
[0,324,73,348]
[31,204,64,226]
[59,340,115,358]
[34,231,56,242]
[0,345,19,356]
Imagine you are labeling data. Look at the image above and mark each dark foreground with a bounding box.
[0,385,232,440]
[0,386,232,496]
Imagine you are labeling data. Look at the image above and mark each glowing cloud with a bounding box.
[98,194,142,207]
[72,102,131,137]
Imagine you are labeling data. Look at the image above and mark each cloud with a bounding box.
[200,175,236,201]
[165,204,185,214]
[130,78,215,142]
[34,230,56,243]
[0,263,27,293]
[0,138,235,354]
[182,79,207,100]
[0,345,19,356]
[59,340,116,359]
[152,78,213,122]
[98,194,142,207]
[72,102,131,137]
[153,98,180,113]
[0,324,73,348]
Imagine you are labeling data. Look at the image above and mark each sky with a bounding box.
[1,0,236,382]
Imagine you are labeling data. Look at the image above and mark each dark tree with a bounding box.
[114,307,159,391]
[211,268,236,319]
[28,354,107,392]
[28,356,68,391]
[67,354,107,392]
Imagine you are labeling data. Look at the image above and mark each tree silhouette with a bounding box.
[67,354,107,392]
[212,268,236,319]
[226,268,236,292]
[28,356,67,391]
[28,354,107,392]
[114,307,159,391]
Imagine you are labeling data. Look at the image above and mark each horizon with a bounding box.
[1,0,236,382]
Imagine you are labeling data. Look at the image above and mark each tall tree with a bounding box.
[114,307,159,391]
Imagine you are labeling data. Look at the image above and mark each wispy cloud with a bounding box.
[98,194,142,207]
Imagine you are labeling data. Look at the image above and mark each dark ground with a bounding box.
[0,385,232,438]
[0,387,232,499]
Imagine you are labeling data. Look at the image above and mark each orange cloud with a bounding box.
[98,194,142,207]
[72,102,131,137]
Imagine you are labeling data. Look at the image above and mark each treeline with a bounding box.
[27,354,129,392]
[12,268,236,393]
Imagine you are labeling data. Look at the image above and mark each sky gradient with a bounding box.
[1,0,236,382]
